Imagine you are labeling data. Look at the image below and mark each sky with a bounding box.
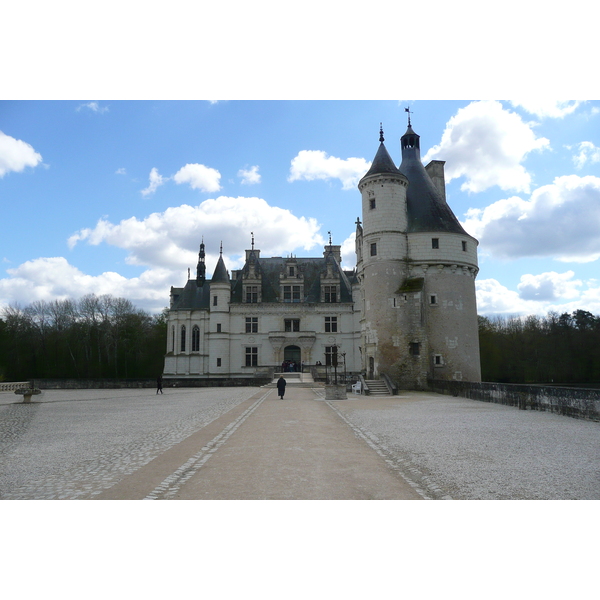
[1,2,599,321]
[2,99,599,318]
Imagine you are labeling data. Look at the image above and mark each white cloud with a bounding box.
[517,271,582,301]
[571,141,600,169]
[340,232,357,268]
[141,167,167,197]
[510,100,581,119]
[476,278,545,316]
[173,163,221,192]
[238,165,261,185]
[0,131,43,177]
[0,257,173,312]
[463,175,600,262]
[77,102,109,114]
[68,196,325,270]
[423,100,549,194]
[288,150,370,190]
[115,167,127,175]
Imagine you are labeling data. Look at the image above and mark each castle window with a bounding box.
[325,346,338,366]
[192,325,200,351]
[323,285,337,303]
[284,318,300,332]
[245,285,258,303]
[245,347,258,367]
[289,266,295,277]
[462,241,467,251]
[283,285,301,303]
[171,326,175,352]
[434,354,444,366]
[180,325,186,352]
[213,295,218,306]
[369,198,376,210]
[325,316,338,333]
[430,294,438,305]
[409,342,420,356]
[217,323,222,333]
[217,358,222,367]
[432,238,439,249]
[246,317,258,333]
[370,243,377,256]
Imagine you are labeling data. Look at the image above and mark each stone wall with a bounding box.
[429,379,600,421]
[32,378,270,389]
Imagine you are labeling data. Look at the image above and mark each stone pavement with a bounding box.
[97,386,423,500]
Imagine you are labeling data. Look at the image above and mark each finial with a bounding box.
[405,106,412,127]
[328,231,332,245]
[251,231,254,250]
[220,241,223,255]
[379,123,384,143]
[187,268,190,280]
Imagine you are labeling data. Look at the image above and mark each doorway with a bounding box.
[283,345,301,371]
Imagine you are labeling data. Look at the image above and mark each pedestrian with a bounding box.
[157,374,163,394]
[277,375,286,399]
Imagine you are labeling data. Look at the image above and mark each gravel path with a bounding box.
[335,392,600,500]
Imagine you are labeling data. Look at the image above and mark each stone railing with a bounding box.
[0,381,30,392]
[429,379,600,421]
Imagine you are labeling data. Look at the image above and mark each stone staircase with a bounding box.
[364,379,391,396]
[265,372,320,388]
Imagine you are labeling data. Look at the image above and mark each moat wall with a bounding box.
[429,379,600,421]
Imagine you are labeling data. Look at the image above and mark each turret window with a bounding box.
[370,243,377,256]
[409,342,420,356]
[432,238,439,249]
[462,241,467,251]
[369,198,376,210]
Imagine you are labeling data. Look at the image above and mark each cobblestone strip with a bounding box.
[325,400,452,500]
[144,390,272,500]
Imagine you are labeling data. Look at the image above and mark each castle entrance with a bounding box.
[283,345,301,371]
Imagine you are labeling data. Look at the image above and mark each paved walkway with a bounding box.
[97,387,423,500]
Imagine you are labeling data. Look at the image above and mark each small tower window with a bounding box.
[370,243,377,256]
[369,198,376,210]
[430,294,438,305]
[216,323,222,333]
[217,358,222,367]
[462,241,467,251]
[409,342,420,356]
[434,354,444,366]
[213,295,218,306]
[432,238,439,249]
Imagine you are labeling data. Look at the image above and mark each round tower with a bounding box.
[357,125,409,379]
[209,243,231,374]
[399,122,481,384]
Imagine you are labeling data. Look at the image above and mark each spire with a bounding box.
[360,123,402,181]
[211,247,230,284]
[196,237,206,286]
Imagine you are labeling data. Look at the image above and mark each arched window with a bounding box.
[180,325,186,352]
[171,326,175,352]
[192,325,200,352]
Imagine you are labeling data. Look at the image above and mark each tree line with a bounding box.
[1,296,599,385]
[479,309,600,384]
[0,295,167,381]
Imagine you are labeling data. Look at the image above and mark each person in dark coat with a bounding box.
[277,375,286,399]
[157,375,163,394]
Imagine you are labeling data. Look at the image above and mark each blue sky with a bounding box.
[1,99,600,317]
[2,3,599,319]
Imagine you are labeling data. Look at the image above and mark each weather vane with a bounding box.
[405,106,412,127]
[251,231,254,250]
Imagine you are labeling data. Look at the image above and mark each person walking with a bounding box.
[276,375,286,399]
[157,374,163,394]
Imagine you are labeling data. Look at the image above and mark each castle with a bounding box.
[163,120,481,388]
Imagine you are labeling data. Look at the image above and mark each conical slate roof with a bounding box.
[399,125,467,235]
[211,254,230,283]
[361,142,403,180]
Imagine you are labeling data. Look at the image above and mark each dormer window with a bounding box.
[323,285,337,303]
[289,266,295,277]
[283,285,301,302]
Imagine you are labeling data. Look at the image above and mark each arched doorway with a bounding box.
[283,345,301,372]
